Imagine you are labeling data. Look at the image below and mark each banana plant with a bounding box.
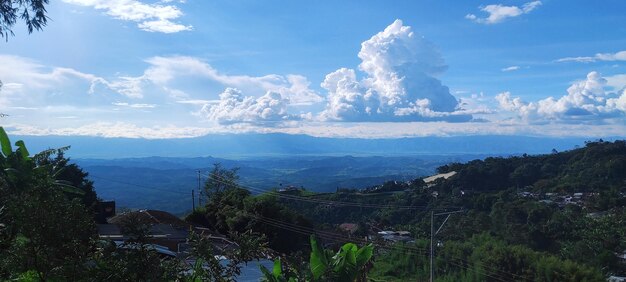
[309,235,373,282]
[260,258,297,282]
[0,126,82,195]
[261,236,374,282]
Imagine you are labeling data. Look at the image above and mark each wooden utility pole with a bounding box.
[197,170,202,207]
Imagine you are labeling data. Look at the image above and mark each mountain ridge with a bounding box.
[12,133,610,159]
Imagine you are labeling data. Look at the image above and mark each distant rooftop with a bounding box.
[424,171,457,183]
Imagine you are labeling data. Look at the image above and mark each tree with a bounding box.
[0,0,50,39]
[204,163,240,202]
[0,127,97,280]
[184,230,268,282]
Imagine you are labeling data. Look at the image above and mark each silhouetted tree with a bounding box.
[0,0,50,40]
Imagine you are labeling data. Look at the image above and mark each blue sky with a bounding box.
[1,0,625,138]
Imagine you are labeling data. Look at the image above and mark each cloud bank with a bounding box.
[320,20,471,122]
[132,56,323,105]
[466,1,542,24]
[62,0,192,33]
[497,71,626,122]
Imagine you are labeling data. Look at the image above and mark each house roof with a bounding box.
[108,209,190,228]
[97,224,189,240]
[424,171,457,183]
[339,223,359,233]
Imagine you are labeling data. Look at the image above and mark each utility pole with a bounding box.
[430,210,434,282]
[197,170,202,207]
[430,209,464,282]
[192,189,195,211]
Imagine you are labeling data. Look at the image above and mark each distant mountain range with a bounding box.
[13,133,605,159]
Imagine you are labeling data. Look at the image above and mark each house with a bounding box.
[396,231,411,236]
[377,230,412,242]
[278,185,301,193]
[98,209,193,252]
[377,231,395,236]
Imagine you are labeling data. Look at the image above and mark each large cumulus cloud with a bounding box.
[320,20,471,122]
[200,88,299,125]
[497,71,626,123]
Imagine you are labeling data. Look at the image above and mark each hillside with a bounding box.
[80,155,479,214]
[436,139,626,193]
[247,140,626,279]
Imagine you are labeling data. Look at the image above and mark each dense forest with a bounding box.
[1,125,625,281]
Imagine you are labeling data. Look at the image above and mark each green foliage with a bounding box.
[438,140,626,194]
[0,127,12,157]
[261,236,374,282]
[369,240,430,281]
[259,258,298,282]
[0,0,50,39]
[435,233,604,282]
[0,127,97,281]
[188,165,311,253]
[204,163,241,201]
[309,235,373,282]
[272,141,625,279]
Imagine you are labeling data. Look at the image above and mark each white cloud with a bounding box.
[0,55,110,108]
[175,99,217,105]
[5,122,214,139]
[466,1,542,24]
[497,71,626,122]
[501,66,520,72]
[199,88,301,125]
[0,54,153,101]
[0,54,323,128]
[133,56,323,105]
[7,119,626,140]
[112,102,156,108]
[605,74,626,91]
[62,0,192,33]
[320,20,470,122]
[556,50,626,63]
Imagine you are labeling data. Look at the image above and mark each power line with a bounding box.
[202,170,536,281]
[254,215,428,255]
[203,172,457,211]
[254,215,523,282]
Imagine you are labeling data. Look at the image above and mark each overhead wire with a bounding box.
[203,171,460,211]
[89,175,188,195]
[204,172,533,280]
[89,171,534,281]
[255,214,527,282]
[255,215,519,282]
[89,165,540,281]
